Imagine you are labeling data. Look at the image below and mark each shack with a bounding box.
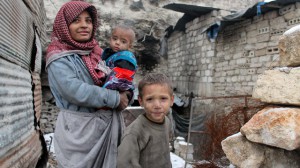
[0,0,47,167]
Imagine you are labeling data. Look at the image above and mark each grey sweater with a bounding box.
[47,54,120,112]
[117,114,172,168]
[47,53,123,168]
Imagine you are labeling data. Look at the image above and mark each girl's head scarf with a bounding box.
[46,1,105,86]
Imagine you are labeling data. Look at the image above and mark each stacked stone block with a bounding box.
[221,24,300,168]
[40,102,59,134]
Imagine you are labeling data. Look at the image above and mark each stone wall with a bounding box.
[168,10,221,97]
[167,2,300,98]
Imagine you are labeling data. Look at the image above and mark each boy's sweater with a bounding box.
[117,114,172,168]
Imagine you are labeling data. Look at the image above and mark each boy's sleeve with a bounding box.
[117,133,142,168]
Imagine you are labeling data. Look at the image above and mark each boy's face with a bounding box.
[110,28,132,52]
[138,84,174,123]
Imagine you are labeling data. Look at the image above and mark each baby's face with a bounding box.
[138,84,174,123]
[110,28,132,52]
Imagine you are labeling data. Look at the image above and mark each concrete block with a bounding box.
[279,4,295,16]
[264,10,278,20]
[255,48,267,57]
[257,33,270,42]
[287,17,300,26]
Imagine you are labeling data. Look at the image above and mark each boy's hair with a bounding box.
[138,73,173,98]
[112,25,136,44]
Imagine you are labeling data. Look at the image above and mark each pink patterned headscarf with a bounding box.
[46,1,105,86]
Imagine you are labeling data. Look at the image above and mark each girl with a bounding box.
[46,1,129,167]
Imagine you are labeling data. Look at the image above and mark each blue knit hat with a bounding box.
[107,51,137,70]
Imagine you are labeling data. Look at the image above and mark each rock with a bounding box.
[240,106,300,150]
[130,0,145,11]
[279,24,300,67]
[221,132,265,168]
[222,132,300,168]
[44,0,183,73]
[252,67,300,106]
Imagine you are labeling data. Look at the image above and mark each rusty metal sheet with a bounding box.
[0,132,42,168]
[0,58,34,158]
[32,72,42,122]
[0,0,35,70]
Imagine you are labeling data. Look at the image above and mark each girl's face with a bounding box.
[138,84,174,123]
[69,11,93,43]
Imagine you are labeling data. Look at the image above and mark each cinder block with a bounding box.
[279,4,295,15]
[179,141,194,154]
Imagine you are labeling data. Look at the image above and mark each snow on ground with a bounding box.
[44,133,192,168]
[170,152,193,168]
[44,133,55,156]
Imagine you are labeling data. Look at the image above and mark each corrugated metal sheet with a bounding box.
[164,3,217,16]
[0,0,35,70]
[0,132,42,168]
[164,0,300,33]
[23,0,47,47]
[0,1,47,167]
[223,0,300,21]
[0,57,43,167]
[0,58,34,155]
[163,3,218,32]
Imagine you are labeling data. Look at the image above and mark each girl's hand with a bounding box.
[116,91,129,111]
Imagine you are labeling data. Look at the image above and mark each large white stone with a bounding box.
[252,68,300,106]
[240,106,300,150]
[222,132,300,168]
[222,133,265,168]
[279,24,300,67]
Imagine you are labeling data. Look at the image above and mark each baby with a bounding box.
[102,25,137,99]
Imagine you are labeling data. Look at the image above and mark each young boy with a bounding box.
[117,73,174,168]
[101,25,137,98]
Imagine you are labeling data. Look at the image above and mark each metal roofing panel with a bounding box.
[218,0,300,31]
[163,3,218,32]
[165,0,300,34]
[0,58,34,157]
[0,0,35,70]
[222,0,300,22]
[163,3,218,16]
